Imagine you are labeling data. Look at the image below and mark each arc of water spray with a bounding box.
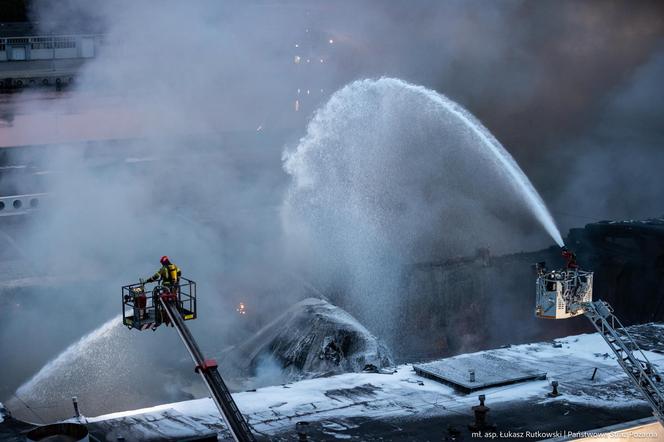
[426,88,565,247]
[16,315,121,397]
[287,78,565,248]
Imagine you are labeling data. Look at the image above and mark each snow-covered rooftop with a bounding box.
[83,324,664,440]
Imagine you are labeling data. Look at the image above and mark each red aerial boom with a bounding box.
[122,278,256,442]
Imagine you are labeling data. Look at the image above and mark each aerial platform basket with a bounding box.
[535,268,593,319]
[533,261,664,425]
[122,277,197,330]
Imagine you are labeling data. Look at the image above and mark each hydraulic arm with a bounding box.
[159,294,257,442]
[535,262,664,425]
[582,300,664,424]
[121,278,256,442]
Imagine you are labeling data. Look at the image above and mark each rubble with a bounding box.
[237,298,394,381]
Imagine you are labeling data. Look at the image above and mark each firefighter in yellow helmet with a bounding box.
[142,255,181,291]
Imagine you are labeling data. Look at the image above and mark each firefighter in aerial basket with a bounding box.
[141,255,181,291]
[141,256,182,326]
[561,246,578,270]
[561,246,583,302]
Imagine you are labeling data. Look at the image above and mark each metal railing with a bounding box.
[584,300,664,424]
[122,277,197,330]
[536,269,593,316]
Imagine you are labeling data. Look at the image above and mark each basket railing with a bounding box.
[122,277,197,329]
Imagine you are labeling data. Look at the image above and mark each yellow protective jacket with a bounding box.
[146,263,181,286]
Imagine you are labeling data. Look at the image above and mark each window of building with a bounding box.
[31,37,54,50]
[53,36,76,49]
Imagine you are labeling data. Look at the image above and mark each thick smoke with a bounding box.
[2,0,310,419]
[554,49,664,230]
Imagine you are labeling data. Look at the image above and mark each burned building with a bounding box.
[395,218,664,361]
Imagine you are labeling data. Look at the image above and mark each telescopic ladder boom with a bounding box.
[535,266,664,425]
[159,296,257,442]
[582,300,664,425]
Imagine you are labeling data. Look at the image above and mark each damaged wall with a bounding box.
[396,219,664,361]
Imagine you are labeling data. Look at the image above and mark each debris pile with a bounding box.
[238,298,394,380]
